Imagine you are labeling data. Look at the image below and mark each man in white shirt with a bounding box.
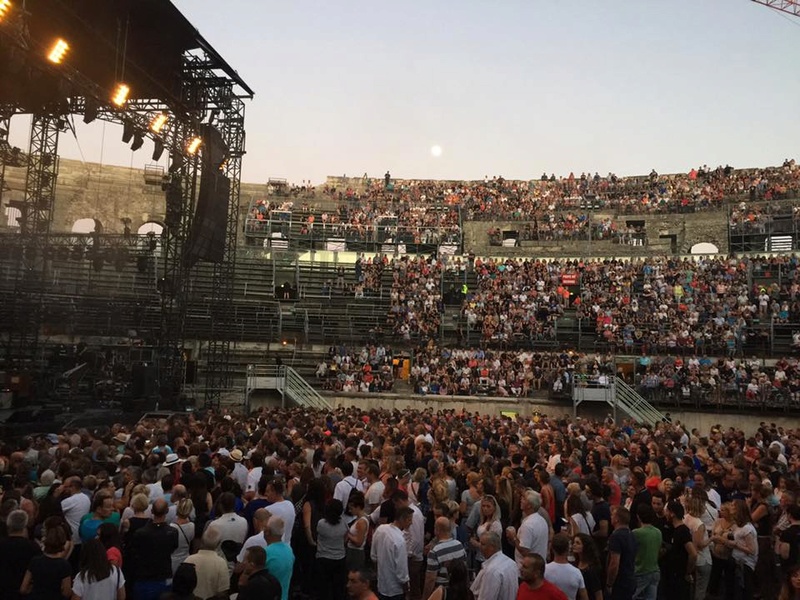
[59,476,91,553]
[402,495,425,600]
[471,531,518,600]
[236,508,272,562]
[206,492,247,571]
[245,452,264,501]
[371,506,413,600]
[364,463,384,514]
[263,478,295,544]
[230,449,248,491]
[333,461,365,512]
[508,489,549,567]
[545,533,588,600]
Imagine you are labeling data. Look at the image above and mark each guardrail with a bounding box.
[246,364,330,410]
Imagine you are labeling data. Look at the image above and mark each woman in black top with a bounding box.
[21,526,72,600]
[572,533,603,600]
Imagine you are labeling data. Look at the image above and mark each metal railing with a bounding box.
[573,375,665,425]
[246,364,330,410]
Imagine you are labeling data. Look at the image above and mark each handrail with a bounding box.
[282,365,331,410]
[614,377,665,425]
[246,364,331,410]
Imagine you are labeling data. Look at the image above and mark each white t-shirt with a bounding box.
[516,512,549,566]
[264,500,295,544]
[62,493,91,545]
[246,467,263,494]
[72,566,125,600]
[236,532,267,563]
[365,480,385,510]
[207,513,248,545]
[545,561,585,600]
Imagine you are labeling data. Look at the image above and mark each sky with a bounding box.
[7,0,800,186]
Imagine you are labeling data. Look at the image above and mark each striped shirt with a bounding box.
[426,537,467,586]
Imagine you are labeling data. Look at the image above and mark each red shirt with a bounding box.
[517,580,568,600]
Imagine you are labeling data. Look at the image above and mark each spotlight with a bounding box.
[122,121,134,144]
[47,39,70,64]
[152,138,164,162]
[111,83,130,107]
[0,0,11,22]
[83,97,99,124]
[186,137,202,155]
[130,132,144,152]
[150,113,168,133]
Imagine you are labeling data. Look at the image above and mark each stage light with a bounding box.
[122,121,134,144]
[130,132,144,152]
[111,83,130,107]
[186,137,202,155]
[150,113,168,133]
[47,39,70,64]
[152,139,164,162]
[0,0,11,22]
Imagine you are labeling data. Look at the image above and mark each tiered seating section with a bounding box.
[244,160,800,252]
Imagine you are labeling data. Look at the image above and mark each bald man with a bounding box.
[131,498,179,600]
[236,508,273,565]
[423,516,466,600]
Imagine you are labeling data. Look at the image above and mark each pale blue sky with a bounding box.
[8,0,800,185]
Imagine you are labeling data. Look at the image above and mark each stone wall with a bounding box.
[464,210,729,258]
[1,160,729,256]
[2,158,273,234]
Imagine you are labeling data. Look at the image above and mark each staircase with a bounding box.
[612,377,667,425]
[572,375,665,425]
[246,365,331,410]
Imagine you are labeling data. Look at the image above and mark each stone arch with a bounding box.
[137,221,163,236]
[71,218,100,234]
[690,242,719,255]
[5,206,21,228]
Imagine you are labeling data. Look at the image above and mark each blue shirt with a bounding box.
[266,542,295,600]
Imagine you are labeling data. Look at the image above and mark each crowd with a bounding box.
[316,344,396,394]
[248,160,800,248]
[461,254,800,352]
[1,407,800,600]
[387,256,443,341]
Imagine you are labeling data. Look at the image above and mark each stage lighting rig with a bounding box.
[150,113,168,133]
[111,83,130,107]
[0,0,11,21]
[47,39,69,64]
[186,137,202,155]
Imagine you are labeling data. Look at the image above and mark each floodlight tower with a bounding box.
[751,0,800,17]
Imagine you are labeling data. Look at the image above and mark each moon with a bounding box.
[430,145,443,158]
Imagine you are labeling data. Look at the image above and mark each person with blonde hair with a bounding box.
[684,490,712,600]
[470,495,503,568]
[169,498,195,574]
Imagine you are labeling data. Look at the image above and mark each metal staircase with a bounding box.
[246,364,331,410]
[572,375,666,425]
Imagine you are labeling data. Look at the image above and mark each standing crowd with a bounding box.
[1,408,800,600]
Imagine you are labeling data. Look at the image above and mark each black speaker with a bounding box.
[131,365,157,398]
[185,360,197,385]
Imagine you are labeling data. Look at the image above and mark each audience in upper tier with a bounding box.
[248,160,800,242]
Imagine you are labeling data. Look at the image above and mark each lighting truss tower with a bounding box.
[205,94,246,410]
[0,108,11,207]
[751,0,800,17]
[6,112,60,366]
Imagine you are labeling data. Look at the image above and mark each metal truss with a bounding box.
[4,113,61,367]
[173,52,248,410]
[205,94,245,410]
[752,0,800,16]
[0,12,250,404]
